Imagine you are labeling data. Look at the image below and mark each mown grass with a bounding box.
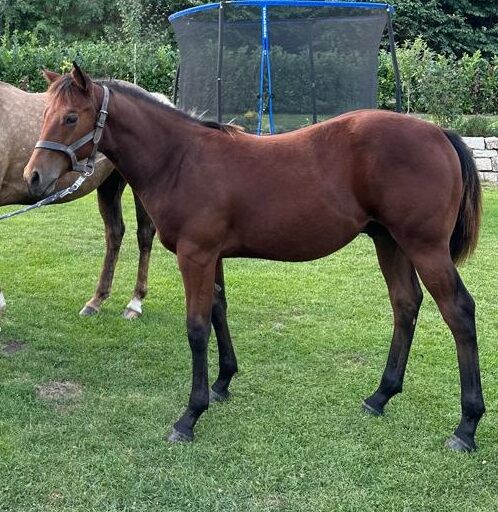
[0,188,497,512]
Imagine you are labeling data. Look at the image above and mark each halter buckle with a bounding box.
[96,109,108,128]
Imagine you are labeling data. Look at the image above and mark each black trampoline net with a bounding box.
[171,4,388,133]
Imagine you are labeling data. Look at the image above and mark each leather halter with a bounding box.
[35,85,110,177]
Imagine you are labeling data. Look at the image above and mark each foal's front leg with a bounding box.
[210,259,238,402]
[168,247,218,443]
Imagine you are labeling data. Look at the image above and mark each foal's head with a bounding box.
[24,63,101,197]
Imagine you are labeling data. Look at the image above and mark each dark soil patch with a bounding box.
[1,340,27,356]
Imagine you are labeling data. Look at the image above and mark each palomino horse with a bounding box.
[25,65,484,452]
[0,80,163,318]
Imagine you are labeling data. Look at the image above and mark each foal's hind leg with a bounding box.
[123,192,156,319]
[408,248,485,451]
[80,171,126,316]
[363,229,423,416]
[210,259,238,403]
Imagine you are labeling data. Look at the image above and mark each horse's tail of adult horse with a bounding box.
[443,129,482,265]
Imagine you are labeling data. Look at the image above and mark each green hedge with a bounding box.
[1,34,497,121]
[0,33,177,95]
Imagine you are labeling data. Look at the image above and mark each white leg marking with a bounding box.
[126,297,143,315]
[0,291,6,311]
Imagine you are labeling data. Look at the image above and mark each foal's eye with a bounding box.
[65,114,78,126]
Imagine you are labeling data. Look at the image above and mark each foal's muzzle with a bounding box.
[25,164,58,198]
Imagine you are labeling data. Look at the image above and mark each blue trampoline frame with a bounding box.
[169,1,398,134]
[168,1,394,22]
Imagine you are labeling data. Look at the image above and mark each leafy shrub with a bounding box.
[452,116,498,137]
[0,32,177,95]
[379,37,498,117]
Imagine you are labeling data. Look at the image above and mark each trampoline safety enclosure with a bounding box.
[169,1,400,134]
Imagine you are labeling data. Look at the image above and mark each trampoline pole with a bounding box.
[173,63,180,106]
[308,26,317,124]
[216,1,225,124]
[263,6,276,134]
[387,9,402,113]
[257,7,266,135]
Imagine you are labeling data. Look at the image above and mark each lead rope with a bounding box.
[0,174,88,221]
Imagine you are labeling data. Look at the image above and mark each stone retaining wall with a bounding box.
[462,137,498,183]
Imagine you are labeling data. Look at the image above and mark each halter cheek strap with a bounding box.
[35,85,110,177]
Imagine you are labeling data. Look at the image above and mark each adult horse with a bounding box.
[25,65,484,452]
[0,80,162,318]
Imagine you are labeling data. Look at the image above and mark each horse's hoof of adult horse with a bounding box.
[123,307,141,320]
[446,434,476,453]
[209,388,230,404]
[79,305,99,317]
[166,427,193,443]
[362,399,384,417]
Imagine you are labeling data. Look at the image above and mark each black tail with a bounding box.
[443,129,482,265]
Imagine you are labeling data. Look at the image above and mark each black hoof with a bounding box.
[446,434,476,453]
[362,399,384,417]
[166,427,193,443]
[209,388,230,404]
[79,305,99,317]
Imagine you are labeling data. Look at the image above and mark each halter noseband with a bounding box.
[35,85,110,177]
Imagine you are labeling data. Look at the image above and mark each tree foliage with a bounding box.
[0,0,120,42]
[0,0,202,44]
[392,0,498,56]
[0,0,496,56]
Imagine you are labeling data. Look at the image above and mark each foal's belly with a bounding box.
[227,205,366,262]
[222,182,368,261]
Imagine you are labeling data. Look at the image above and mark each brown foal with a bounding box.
[25,65,484,451]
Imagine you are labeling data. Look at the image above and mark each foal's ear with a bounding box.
[42,69,61,84]
[71,61,90,92]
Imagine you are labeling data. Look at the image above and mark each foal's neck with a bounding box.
[99,87,200,194]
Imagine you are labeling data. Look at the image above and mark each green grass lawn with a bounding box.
[0,188,497,512]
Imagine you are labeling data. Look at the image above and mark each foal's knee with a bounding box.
[213,284,227,308]
[187,319,210,352]
[212,285,227,325]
